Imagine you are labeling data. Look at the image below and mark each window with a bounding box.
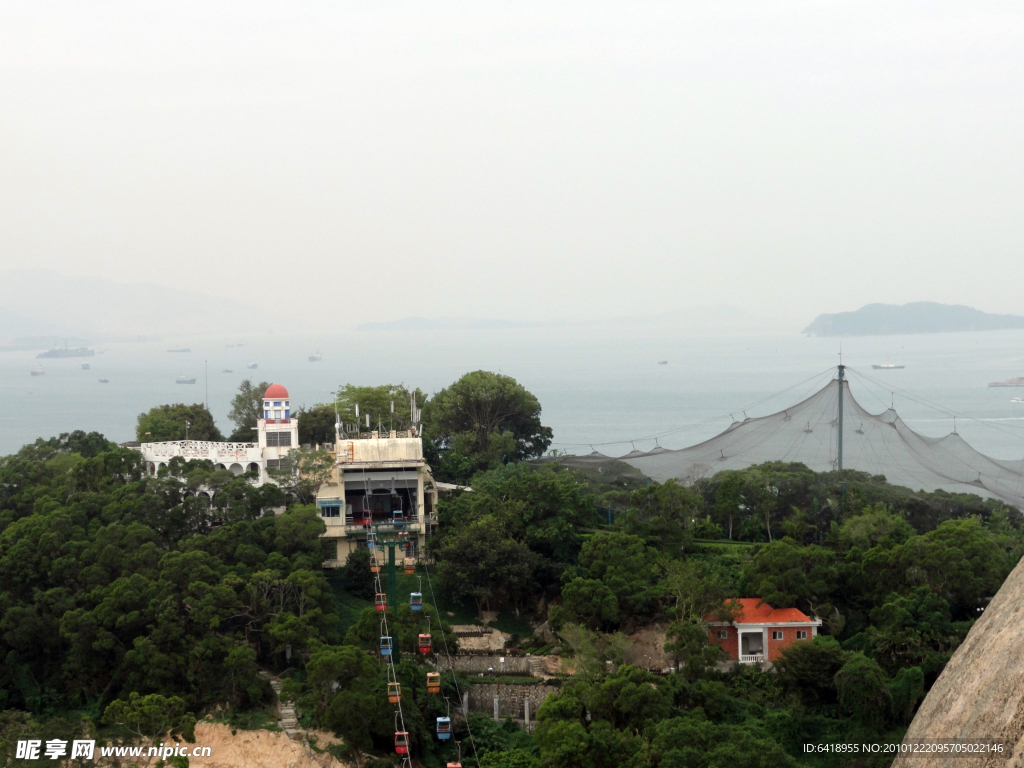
[320,506,341,518]
[772,631,783,640]
[274,409,282,420]
[278,431,291,446]
[274,401,281,407]
[717,630,728,640]
[266,459,282,469]
[266,432,279,447]
[264,401,270,409]
[264,410,269,419]
[796,630,808,640]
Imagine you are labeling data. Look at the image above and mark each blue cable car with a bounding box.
[380,636,393,656]
[392,510,404,526]
[410,592,423,611]
[436,716,452,740]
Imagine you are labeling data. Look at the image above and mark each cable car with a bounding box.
[418,633,432,654]
[375,593,387,612]
[361,510,372,529]
[387,682,401,703]
[394,731,409,755]
[403,557,416,575]
[379,636,393,656]
[370,555,381,574]
[367,533,375,549]
[426,672,441,694]
[446,764,463,767]
[436,716,452,740]
[410,592,423,611]
[392,510,404,526]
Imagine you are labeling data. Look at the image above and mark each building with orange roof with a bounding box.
[705,598,822,664]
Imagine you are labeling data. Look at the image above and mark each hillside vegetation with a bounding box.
[0,374,1021,767]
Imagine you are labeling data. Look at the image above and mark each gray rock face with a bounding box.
[892,557,1024,768]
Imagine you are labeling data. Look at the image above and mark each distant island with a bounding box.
[804,302,1024,336]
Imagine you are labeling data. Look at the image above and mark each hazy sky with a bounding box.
[2,1,1023,324]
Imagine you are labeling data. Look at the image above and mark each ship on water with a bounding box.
[37,346,95,358]
[176,375,197,384]
[989,377,1024,387]
[81,363,90,370]
[247,362,258,369]
[30,365,44,377]
[872,359,905,370]
[309,351,323,362]
[167,348,191,353]
[98,378,109,384]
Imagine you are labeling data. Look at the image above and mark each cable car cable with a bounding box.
[420,560,482,768]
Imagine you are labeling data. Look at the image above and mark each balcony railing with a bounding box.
[739,654,764,664]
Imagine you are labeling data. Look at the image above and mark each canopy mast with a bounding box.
[837,364,845,470]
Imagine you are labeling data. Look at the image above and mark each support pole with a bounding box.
[837,365,845,471]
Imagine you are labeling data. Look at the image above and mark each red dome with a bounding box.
[264,383,289,399]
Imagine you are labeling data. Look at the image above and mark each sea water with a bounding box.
[3,325,1024,462]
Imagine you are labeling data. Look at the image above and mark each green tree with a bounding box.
[559,578,619,629]
[227,379,271,441]
[423,371,553,482]
[742,538,838,618]
[573,532,662,619]
[297,404,338,445]
[434,521,537,616]
[833,652,890,727]
[773,635,846,705]
[103,691,196,743]
[625,479,703,552]
[136,403,224,442]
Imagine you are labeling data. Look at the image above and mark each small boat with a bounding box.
[308,351,323,362]
[222,369,233,373]
[176,375,197,384]
[167,348,191,353]
[30,365,44,377]
[872,359,905,370]
[98,378,109,384]
[657,361,668,365]
[81,363,90,370]
[1012,397,1024,404]
[247,362,258,369]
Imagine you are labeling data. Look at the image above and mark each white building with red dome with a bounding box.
[137,382,298,484]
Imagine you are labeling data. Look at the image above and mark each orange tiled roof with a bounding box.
[706,598,813,625]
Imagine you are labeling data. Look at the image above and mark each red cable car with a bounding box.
[418,633,432,654]
[375,593,387,612]
[394,731,409,755]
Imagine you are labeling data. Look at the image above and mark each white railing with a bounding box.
[739,654,764,664]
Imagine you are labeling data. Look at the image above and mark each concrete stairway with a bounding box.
[262,673,300,741]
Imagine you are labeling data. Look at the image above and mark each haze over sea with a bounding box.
[5,325,1024,465]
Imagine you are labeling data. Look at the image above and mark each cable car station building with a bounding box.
[315,427,438,567]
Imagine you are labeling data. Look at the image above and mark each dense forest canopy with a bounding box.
[1,372,1022,767]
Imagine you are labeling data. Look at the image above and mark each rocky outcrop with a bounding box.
[892,557,1024,768]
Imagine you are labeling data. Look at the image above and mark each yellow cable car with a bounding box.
[426,672,441,694]
[387,682,401,704]
[370,556,381,574]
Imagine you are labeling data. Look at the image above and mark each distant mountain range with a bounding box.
[804,302,1024,336]
[357,316,567,332]
[0,269,291,341]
